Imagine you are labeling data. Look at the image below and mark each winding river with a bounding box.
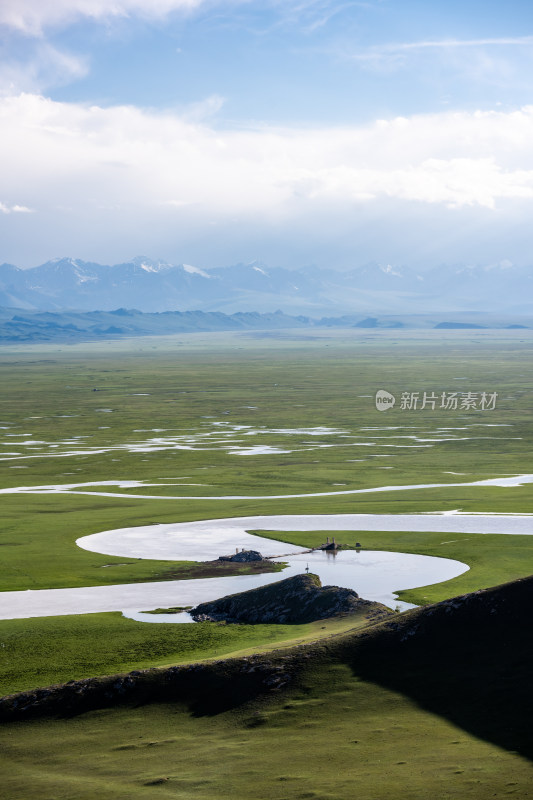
[1,474,532,623]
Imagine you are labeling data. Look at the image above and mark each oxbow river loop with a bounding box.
[2,475,532,623]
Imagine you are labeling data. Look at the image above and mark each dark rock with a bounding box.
[218,549,264,562]
[191,573,392,625]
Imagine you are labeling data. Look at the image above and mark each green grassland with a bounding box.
[2,673,531,800]
[1,330,532,797]
[0,330,532,592]
[2,571,533,800]
[0,330,531,495]
[0,330,532,663]
[0,612,369,696]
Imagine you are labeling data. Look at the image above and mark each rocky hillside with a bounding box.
[191,573,393,624]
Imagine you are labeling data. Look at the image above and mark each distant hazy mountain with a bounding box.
[0,307,315,343]
[1,306,530,344]
[0,256,531,315]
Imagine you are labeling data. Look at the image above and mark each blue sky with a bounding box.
[2,0,533,269]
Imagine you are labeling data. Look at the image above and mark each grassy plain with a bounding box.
[0,330,532,653]
[1,329,532,797]
[1,330,532,579]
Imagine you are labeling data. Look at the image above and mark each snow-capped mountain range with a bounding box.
[0,256,532,315]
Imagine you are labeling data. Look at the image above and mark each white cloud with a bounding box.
[0,0,208,36]
[0,44,88,94]
[287,157,533,210]
[0,202,34,214]
[2,94,533,262]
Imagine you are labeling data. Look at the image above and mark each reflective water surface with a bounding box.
[0,544,468,621]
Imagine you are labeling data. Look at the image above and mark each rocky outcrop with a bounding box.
[218,550,264,563]
[192,573,392,624]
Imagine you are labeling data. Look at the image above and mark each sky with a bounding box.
[2,0,533,270]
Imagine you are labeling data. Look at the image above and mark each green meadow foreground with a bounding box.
[1,575,532,799]
[2,674,532,800]
[0,329,532,797]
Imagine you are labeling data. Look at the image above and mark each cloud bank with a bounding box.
[2,93,533,265]
[3,94,533,208]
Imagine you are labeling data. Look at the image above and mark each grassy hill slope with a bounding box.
[1,574,531,798]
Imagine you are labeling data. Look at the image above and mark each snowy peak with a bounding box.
[128,257,212,278]
[245,260,270,275]
[381,264,403,277]
[130,256,174,273]
[36,258,102,288]
[182,264,211,278]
